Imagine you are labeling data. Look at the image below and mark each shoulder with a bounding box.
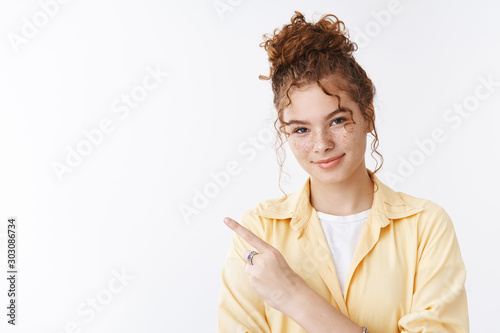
[379,187,463,265]
[398,191,447,217]
[237,192,295,239]
[373,173,456,234]
[393,189,456,237]
[243,196,288,216]
[372,171,450,226]
[239,196,287,225]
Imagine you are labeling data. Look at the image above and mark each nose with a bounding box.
[313,130,334,153]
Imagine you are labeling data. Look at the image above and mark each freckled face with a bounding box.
[282,83,371,185]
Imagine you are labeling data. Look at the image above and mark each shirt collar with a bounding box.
[255,168,423,231]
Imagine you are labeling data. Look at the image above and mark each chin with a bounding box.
[309,168,348,185]
[320,174,347,184]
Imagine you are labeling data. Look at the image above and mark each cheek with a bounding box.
[340,125,367,150]
[289,137,312,156]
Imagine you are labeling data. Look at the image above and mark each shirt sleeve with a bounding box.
[217,209,271,333]
[398,207,469,332]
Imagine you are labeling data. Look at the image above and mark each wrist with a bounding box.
[278,274,315,319]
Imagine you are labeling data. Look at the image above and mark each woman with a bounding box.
[217,11,469,333]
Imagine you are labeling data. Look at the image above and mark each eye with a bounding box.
[331,117,347,125]
[293,127,308,134]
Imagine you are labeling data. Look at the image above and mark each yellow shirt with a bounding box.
[217,169,469,333]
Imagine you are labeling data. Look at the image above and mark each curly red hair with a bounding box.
[259,11,383,193]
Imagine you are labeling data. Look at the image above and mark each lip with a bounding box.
[314,154,345,169]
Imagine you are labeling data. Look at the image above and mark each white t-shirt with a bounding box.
[317,208,371,296]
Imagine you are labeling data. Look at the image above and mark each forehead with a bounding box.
[283,82,359,122]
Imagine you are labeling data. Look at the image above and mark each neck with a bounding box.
[309,166,374,216]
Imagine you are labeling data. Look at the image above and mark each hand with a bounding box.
[223,217,363,333]
[223,217,307,313]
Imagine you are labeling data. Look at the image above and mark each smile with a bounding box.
[314,154,345,169]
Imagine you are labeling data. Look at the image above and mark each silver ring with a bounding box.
[246,251,259,265]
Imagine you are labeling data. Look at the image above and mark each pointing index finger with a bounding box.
[223,217,271,253]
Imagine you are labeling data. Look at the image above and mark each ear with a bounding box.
[366,120,374,133]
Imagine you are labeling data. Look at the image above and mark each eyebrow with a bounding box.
[285,109,346,125]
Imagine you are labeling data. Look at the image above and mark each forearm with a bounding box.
[280,278,362,333]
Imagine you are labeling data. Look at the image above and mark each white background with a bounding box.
[0,0,499,332]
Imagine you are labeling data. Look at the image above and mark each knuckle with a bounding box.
[269,247,281,258]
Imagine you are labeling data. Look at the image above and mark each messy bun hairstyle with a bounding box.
[259,11,383,194]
